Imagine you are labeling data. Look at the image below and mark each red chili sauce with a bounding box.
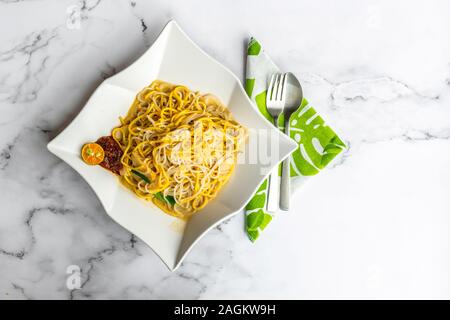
[95,136,123,175]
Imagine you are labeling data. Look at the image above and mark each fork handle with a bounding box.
[266,166,280,213]
[280,119,291,211]
[266,115,280,213]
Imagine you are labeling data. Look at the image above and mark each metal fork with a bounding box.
[265,73,287,213]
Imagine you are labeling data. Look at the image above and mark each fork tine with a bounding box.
[276,73,286,102]
[273,73,281,101]
[267,73,276,101]
[277,73,287,102]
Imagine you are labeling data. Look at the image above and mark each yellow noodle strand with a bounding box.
[111,80,247,219]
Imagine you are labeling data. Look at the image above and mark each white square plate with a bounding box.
[47,21,297,270]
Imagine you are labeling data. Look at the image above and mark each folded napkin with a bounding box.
[244,38,346,241]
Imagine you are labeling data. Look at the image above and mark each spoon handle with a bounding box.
[280,118,291,211]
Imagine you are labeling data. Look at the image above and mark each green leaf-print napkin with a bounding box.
[245,38,346,242]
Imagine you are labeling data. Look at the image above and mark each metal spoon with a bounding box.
[280,72,303,211]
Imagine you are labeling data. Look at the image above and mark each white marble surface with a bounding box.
[1,0,450,299]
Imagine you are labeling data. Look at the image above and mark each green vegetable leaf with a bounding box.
[164,195,176,206]
[131,169,150,183]
[154,192,166,203]
[154,192,176,207]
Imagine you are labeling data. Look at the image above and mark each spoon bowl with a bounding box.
[284,72,303,118]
